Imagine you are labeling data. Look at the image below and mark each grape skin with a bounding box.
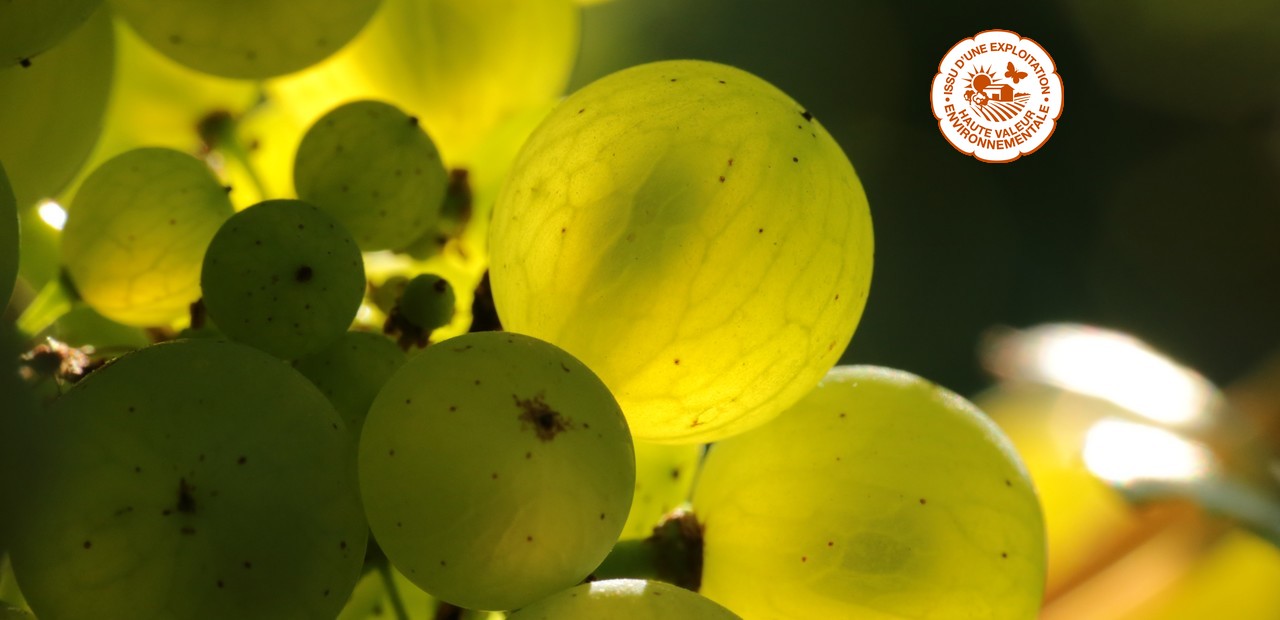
[293,331,406,440]
[0,7,113,210]
[8,339,367,620]
[200,199,365,360]
[621,440,701,540]
[294,100,448,251]
[0,0,102,67]
[490,60,874,444]
[110,0,381,79]
[267,0,579,163]
[359,332,635,611]
[60,148,234,327]
[508,579,740,619]
[691,366,1046,619]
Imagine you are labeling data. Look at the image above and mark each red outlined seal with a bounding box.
[930,30,1064,163]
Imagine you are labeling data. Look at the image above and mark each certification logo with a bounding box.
[930,30,1064,163]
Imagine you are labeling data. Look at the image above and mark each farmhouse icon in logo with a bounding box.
[930,30,1063,163]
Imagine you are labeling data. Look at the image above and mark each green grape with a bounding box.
[0,163,16,311]
[398,274,455,332]
[490,60,874,444]
[0,6,113,210]
[52,304,152,352]
[508,579,739,619]
[201,200,365,360]
[110,0,381,79]
[60,148,234,327]
[0,0,102,67]
[691,366,1046,619]
[620,441,701,540]
[359,331,634,611]
[269,0,579,163]
[293,332,405,439]
[294,100,448,251]
[8,339,367,620]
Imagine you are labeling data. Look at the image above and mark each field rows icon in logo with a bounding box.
[930,30,1064,163]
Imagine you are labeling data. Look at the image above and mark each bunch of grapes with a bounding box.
[0,1,1046,619]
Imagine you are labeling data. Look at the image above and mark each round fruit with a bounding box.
[490,60,873,443]
[508,579,740,619]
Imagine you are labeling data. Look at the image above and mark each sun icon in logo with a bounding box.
[962,65,1000,107]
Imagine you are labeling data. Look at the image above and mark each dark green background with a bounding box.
[571,0,1280,396]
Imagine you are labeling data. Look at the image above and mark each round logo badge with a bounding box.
[930,30,1064,163]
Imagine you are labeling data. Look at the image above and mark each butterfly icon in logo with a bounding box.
[1004,62,1028,84]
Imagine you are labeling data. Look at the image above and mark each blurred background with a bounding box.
[572,1,1280,618]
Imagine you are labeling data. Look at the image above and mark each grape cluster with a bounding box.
[0,3,1045,619]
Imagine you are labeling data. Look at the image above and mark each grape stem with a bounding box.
[378,562,411,620]
[591,509,704,591]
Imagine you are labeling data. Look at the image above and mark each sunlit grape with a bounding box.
[201,200,365,360]
[490,60,874,443]
[60,148,234,327]
[508,579,740,619]
[621,441,701,540]
[691,366,1046,619]
[360,332,634,611]
[0,0,102,67]
[268,0,579,163]
[0,7,113,210]
[294,101,448,251]
[110,0,381,79]
[8,339,367,620]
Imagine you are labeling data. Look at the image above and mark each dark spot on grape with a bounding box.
[295,265,313,282]
[560,227,567,234]
[718,176,725,183]
[828,541,834,547]
[408,116,419,126]
[244,561,252,569]
[440,560,447,566]
[801,556,807,562]
[583,422,590,429]
[246,50,257,61]
[526,452,533,459]
[162,509,172,516]
[396,521,402,528]
[128,406,135,412]
[224,185,233,193]
[578,108,585,114]
[560,362,570,372]
[835,294,841,301]
[217,579,224,588]
[801,110,813,121]
[83,540,92,549]
[449,405,457,412]
[670,78,678,82]
[919,498,927,505]
[134,466,142,473]
[474,379,481,385]
[169,34,182,45]
[758,228,764,234]
[671,468,681,480]
[792,157,799,163]
[674,358,681,365]
[19,58,31,68]
[1005,479,1012,487]
[388,449,395,456]
[491,472,498,479]
[323,588,330,597]
[1001,552,1008,559]
[181,527,196,535]
[405,398,411,405]
[526,535,534,542]
[340,540,347,550]
[177,478,196,514]
[170,219,177,225]
[237,456,246,465]
[600,513,606,520]
[839,412,846,418]
[516,394,574,441]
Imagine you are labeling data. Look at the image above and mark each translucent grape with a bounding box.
[490,60,874,443]
[268,0,579,163]
[508,579,740,619]
[201,200,365,360]
[293,332,405,439]
[621,441,701,540]
[294,100,448,251]
[0,7,112,209]
[110,0,381,79]
[691,366,1046,619]
[0,163,16,311]
[60,148,234,327]
[359,332,634,611]
[0,0,102,67]
[8,339,367,620]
